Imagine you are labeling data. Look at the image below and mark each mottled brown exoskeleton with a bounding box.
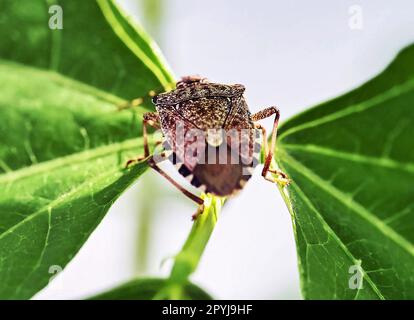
[125,76,289,219]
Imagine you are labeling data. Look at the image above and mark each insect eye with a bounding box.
[152,95,158,104]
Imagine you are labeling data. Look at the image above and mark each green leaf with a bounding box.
[277,44,414,299]
[0,59,148,300]
[0,0,174,101]
[0,0,173,299]
[89,278,212,300]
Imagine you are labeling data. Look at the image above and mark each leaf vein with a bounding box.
[282,144,414,174]
[279,78,414,140]
[290,183,385,299]
[282,153,414,256]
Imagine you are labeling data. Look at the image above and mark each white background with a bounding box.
[36,0,414,299]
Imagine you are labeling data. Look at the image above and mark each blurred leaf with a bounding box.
[89,278,212,300]
[277,44,414,299]
[141,0,164,40]
[0,0,173,299]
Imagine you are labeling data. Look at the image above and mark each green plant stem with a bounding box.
[134,174,158,275]
[154,194,224,299]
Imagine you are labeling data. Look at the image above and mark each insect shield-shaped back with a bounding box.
[152,78,261,197]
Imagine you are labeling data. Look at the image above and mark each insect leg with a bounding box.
[147,156,205,207]
[252,107,290,186]
[126,111,204,217]
[254,123,269,159]
[125,112,161,167]
[142,112,161,157]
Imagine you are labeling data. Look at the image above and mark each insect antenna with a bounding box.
[117,82,176,111]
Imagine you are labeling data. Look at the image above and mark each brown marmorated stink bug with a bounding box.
[124,76,289,219]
